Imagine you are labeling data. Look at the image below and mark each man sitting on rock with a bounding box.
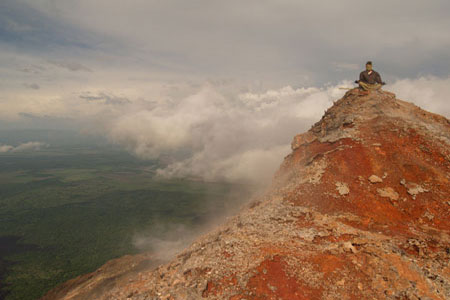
[355,61,385,91]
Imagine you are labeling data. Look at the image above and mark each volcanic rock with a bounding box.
[42,89,450,300]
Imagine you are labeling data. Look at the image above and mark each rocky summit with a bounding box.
[43,89,450,300]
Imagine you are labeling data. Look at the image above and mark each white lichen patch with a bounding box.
[336,182,350,195]
[368,175,383,183]
[342,241,357,253]
[400,180,429,199]
[306,159,327,184]
[407,184,428,197]
[377,187,399,201]
[423,211,435,221]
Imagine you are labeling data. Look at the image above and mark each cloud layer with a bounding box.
[0,141,48,153]
[104,83,347,184]
[388,77,450,118]
[0,76,449,183]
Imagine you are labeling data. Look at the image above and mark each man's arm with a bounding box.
[375,72,383,84]
[358,71,365,83]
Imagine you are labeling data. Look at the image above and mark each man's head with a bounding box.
[366,61,373,71]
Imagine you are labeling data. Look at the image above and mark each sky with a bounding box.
[1,0,449,183]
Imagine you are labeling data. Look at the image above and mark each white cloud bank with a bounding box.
[107,77,450,185]
[105,83,348,184]
[0,141,48,153]
[0,76,448,184]
[388,76,450,118]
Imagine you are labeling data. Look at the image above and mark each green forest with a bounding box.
[0,130,252,300]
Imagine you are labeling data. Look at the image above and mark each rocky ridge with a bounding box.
[43,89,450,300]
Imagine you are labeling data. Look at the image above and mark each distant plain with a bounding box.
[0,130,253,300]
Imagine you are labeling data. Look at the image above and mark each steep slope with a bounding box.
[43,89,450,300]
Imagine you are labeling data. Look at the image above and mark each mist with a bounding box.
[131,179,259,261]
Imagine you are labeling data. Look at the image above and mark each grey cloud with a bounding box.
[0,0,97,52]
[19,112,74,122]
[18,112,78,130]
[3,16,35,33]
[23,83,40,89]
[19,64,46,74]
[7,0,448,85]
[332,62,359,72]
[79,92,131,105]
[19,112,37,118]
[48,60,92,72]
[0,141,48,153]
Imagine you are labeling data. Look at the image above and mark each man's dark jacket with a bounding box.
[359,70,383,84]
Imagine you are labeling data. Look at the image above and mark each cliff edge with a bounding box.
[43,89,450,300]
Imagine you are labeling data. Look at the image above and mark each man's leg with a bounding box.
[371,83,382,90]
[359,81,370,91]
[359,82,381,91]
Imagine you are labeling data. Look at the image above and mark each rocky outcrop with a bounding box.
[43,89,450,300]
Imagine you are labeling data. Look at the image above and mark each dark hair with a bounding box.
[366,61,372,65]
